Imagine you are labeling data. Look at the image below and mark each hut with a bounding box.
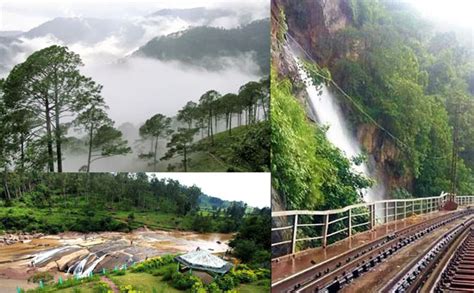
[175,248,232,278]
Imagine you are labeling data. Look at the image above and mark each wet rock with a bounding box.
[56,249,90,271]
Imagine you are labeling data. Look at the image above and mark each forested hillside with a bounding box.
[272,0,473,211]
[0,45,270,173]
[135,19,270,74]
[0,172,260,234]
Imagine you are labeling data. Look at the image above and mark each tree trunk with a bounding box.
[3,171,11,201]
[261,99,268,119]
[209,109,214,144]
[214,115,218,133]
[20,133,25,170]
[45,99,54,172]
[183,146,187,172]
[54,87,62,172]
[87,124,93,173]
[229,113,232,135]
[153,136,159,172]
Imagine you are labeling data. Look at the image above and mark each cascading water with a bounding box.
[71,254,93,276]
[293,55,385,203]
[80,254,107,278]
[31,246,74,266]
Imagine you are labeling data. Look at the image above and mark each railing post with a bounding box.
[369,205,373,230]
[404,201,407,219]
[348,208,352,237]
[291,214,298,254]
[385,201,388,224]
[372,204,376,229]
[322,214,329,248]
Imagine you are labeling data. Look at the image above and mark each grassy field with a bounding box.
[111,273,181,293]
[159,123,265,172]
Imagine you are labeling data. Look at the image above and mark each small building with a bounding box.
[175,248,233,277]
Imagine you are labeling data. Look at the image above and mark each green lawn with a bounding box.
[110,272,181,293]
[158,124,260,172]
[53,283,98,293]
[238,283,270,293]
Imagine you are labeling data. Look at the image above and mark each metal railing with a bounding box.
[272,193,474,257]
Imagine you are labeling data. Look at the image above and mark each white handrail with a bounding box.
[272,192,474,257]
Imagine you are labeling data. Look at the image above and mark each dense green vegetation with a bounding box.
[135,19,270,74]
[0,46,130,173]
[0,45,270,173]
[271,69,372,210]
[23,255,270,293]
[273,0,473,212]
[0,173,265,234]
[328,0,474,196]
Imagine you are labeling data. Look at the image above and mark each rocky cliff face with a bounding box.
[274,0,352,67]
[272,0,414,195]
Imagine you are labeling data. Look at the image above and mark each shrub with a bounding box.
[93,281,110,293]
[216,275,235,291]
[171,273,202,290]
[131,255,177,273]
[232,269,257,283]
[28,272,54,284]
[207,282,223,293]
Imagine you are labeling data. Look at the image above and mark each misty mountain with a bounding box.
[0,31,23,37]
[149,7,234,22]
[134,19,270,74]
[24,17,145,45]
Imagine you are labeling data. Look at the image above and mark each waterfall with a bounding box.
[31,246,72,266]
[72,254,93,276]
[80,254,107,278]
[293,55,385,202]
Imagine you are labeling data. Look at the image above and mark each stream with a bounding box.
[0,229,232,291]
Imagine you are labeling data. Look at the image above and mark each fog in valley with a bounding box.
[0,0,269,171]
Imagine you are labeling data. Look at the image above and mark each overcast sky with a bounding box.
[153,173,270,208]
[402,0,472,28]
[0,0,269,31]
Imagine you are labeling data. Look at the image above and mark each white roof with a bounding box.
[178,250,227,269]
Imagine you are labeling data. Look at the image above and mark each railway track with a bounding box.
[272,210,473,293]
[436,227,474,291]
[381,214,474,292]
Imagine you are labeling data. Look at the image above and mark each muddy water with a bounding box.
[0,229,232,292]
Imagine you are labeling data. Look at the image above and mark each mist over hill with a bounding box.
[134,19,270,74]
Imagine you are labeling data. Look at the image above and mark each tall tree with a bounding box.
[162,128,199,172]
[177,101,197,129]
[238,81,261,124]
[74,94,129,172]
[2,45,102,172]
[86,125,131,171]
[199,90,220,144]
[220,93,239,135]
[138,114,173,171]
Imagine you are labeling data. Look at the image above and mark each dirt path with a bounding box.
[100,276,119,293]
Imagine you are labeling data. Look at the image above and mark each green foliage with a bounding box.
[229,207,270,268]
[93,281,111,293]
[216,275,236,291]
[28,272,54,284]
[271,69,371,210]
[271,72,324,208]
[131,255,176,273]
[328,1,474,195]
[231,121,270,171]
[135,19,270,74]
[170,272,202,291]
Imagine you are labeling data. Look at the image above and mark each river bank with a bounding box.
[0,228,233,291]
